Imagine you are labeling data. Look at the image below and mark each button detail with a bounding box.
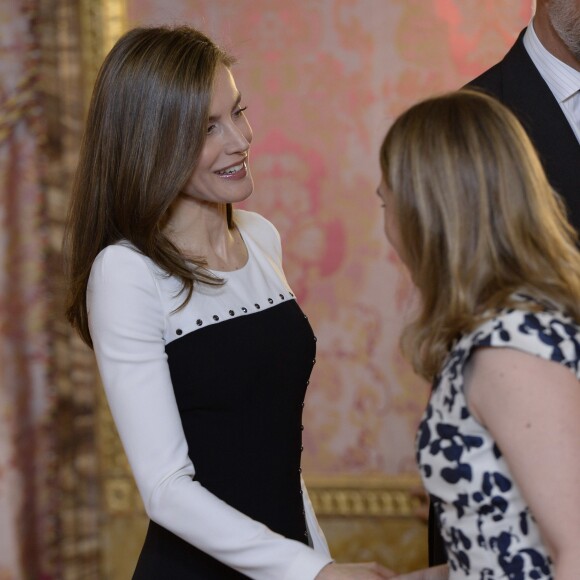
[268,298,274,304]
[254,303,260,309]
[213,315,219,321]
[229,310,235,316]
[176,329,182,335]
[196,319,203,326]
[241,307,248,313]
[279,293,284,299]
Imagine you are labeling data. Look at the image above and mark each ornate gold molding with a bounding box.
[100,466,424,518]
[305,475,423,518]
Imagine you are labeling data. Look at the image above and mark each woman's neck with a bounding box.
[164,198,246,271]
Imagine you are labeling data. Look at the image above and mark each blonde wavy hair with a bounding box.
[380,89,580,381]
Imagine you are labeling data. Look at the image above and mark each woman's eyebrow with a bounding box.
[208,93,242,123]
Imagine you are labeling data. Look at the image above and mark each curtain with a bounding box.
[0,1,54,578]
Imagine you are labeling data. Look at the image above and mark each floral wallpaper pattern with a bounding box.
[125,0,532,476]
[0,1,533,577]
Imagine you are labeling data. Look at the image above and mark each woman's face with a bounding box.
[182,65,254,204]
[377,178,403,259]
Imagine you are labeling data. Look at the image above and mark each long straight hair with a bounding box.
[380,89,580,380]
[64,26,235,347]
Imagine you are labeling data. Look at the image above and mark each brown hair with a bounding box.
[380,89,580,380]
[64,26,235,347]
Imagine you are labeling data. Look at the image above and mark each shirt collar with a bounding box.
[523,18,580,103]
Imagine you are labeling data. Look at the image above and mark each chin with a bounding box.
[232,176,254,203]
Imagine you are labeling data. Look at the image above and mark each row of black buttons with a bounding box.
[174,292,296,335]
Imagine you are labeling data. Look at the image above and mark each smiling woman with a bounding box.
[167,65,254,270]
[62,25,393,580]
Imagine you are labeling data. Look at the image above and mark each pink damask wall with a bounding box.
[126,0,532,476]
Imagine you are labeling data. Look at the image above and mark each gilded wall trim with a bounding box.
[305,475,423,518]
[101,470,424,519]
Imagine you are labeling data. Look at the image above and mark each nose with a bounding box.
[224,118,252,155]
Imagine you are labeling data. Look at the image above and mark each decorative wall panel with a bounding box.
[83,1,533,576]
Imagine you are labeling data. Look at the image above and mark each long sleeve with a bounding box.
[301,477,330,555]
[87,244,332,580]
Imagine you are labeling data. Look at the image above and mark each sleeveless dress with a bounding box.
[88,210,332,579]
[416,297,580,579]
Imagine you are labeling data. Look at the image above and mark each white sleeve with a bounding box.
[301,477,331,556]
[87,245,332,580]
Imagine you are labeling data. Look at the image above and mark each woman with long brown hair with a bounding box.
[380,90,580,579]
[65,25,392,580]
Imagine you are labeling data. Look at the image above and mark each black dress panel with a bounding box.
[133,301,314,578]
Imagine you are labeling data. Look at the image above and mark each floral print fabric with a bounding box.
[417,300,580,578]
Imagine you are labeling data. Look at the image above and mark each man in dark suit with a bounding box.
[468,0,580,229]
[428,0,580,568]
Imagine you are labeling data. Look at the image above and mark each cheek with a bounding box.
[383,208,396,243]
[384,208,404,260]
[195,141,219,174]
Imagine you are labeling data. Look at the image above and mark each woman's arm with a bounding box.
[88,245,332,580]
[467,347,580,579]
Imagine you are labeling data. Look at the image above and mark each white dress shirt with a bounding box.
[524,19,580,144]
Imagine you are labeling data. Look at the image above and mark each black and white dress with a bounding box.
[88,210,332,579]
[416,298,580,579]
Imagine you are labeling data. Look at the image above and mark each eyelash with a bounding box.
[207,106,248,134]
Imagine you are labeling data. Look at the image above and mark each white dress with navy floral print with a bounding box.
[416,298,580,579]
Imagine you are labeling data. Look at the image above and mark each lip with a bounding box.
[214,159,248,180]
[215,156,247,173]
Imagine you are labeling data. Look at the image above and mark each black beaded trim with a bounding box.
[182,292,300,333]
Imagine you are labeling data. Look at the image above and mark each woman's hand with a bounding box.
[390,564,448,580]
[315,562,396,579]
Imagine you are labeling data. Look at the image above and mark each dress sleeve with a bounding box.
[301,477,331,555]
[87,245,332,580]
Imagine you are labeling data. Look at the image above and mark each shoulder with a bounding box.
[465,29,526,95]
[234,209,280,240]
[234,209,282,258]
[468,63,503,94]
[87,243,167,342]
[90,242,160,283]
[88,243,164,309]
[464,302,580,373]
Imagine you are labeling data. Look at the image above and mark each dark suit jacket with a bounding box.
[427,28,580,568]
[470,29,580,230]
